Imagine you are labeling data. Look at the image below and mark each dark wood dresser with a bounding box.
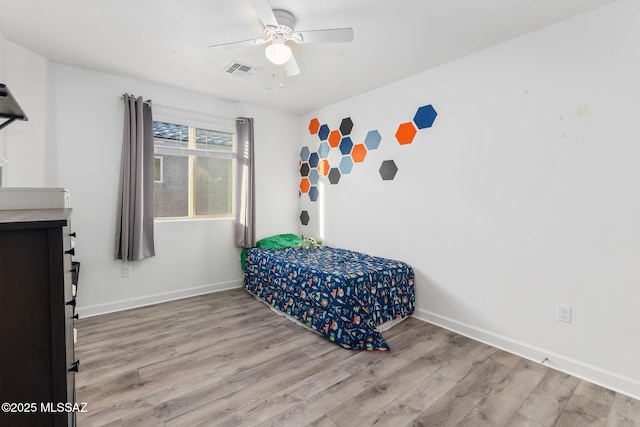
[0,209,78,427]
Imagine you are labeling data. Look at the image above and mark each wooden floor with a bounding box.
[75,288,640,427]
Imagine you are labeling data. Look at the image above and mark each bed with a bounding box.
[243,240,415,351]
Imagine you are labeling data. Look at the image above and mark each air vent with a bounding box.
[224,61,261,78]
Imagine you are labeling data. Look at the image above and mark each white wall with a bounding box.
[1,46,299,317]
[48,64,299,316]
[0,38,49,186]
[300,0,640,399]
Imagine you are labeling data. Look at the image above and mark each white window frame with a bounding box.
[152,109,237,221]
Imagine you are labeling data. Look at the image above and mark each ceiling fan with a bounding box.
[209,0,354,76]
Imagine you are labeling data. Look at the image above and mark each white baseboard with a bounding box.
[76,280,243,318]
[413,308,640,400]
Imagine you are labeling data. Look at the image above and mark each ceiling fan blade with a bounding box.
[208,38,268,49]
[295,28,354,44]
[247,0,278,28]
[284,55,300,77]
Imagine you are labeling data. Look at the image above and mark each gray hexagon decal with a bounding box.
[328,168,341,184]
[379,160,398,181]
[300,210,310,225]
[339,117,354,135]
[299,162,310,177]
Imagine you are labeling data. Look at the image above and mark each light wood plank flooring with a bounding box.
[75,288,640,426]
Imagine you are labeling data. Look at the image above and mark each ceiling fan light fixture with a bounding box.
[265,37,292,65]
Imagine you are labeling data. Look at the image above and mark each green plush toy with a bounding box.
[299,235,322,249]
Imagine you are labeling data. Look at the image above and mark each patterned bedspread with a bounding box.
[243,246,415,351]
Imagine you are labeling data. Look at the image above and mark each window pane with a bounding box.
[154,154,189,218]
[195,128,233,151]
[153,121,189,148]
[195,156,233,216]
[154,157,162,182]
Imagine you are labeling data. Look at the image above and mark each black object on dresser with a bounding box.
[0,209,78,427]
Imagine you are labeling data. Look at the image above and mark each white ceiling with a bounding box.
[0,0,619,115]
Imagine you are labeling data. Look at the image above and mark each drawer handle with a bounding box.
[66,298,76,307]
[72,313,79,320]
[65,247,75,256]
[69,232,76,237]
[68,360,79,373]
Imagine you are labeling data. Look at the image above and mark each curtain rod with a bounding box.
[121,94,152,104]
[152,103,236,127]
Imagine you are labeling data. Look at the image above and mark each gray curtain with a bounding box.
[234,117,256,248]
[115,94,155,260]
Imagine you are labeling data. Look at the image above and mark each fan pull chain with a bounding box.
[280,64,284,88]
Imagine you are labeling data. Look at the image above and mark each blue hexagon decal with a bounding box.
[308,152,319,168]
[364,130,382,150]
[318,124,330,141]
[300,146,310,162]
[413,104,437,129]
[308,169,320,185]
[309,186,319,202]
[339,137,354,155]
[318,141,330,158]
[339,156,354,174]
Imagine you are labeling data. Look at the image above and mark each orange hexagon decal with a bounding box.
[299,177,311,193]
[328,130,342,148]
[318,159,330,176]
[351,144,367,163]
[308,118,320,134]
[396,122,417,145]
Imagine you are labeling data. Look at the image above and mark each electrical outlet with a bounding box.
[556,304,572,323]
[122,263,132,278]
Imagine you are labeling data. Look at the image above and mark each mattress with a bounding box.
[243,246,415,351]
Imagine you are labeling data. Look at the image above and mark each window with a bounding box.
[152,120,235,219]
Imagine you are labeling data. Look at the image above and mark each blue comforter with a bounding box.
[243,246,415,351]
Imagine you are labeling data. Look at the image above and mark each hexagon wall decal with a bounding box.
[328,130,342,148]
[318,124,330,141]
[300,210,310,225]
[396,122,417,145]
[328,168,341,184]
[339,137,354,155]
[413,104,437,129]
[318,141,330,158]
[364,130,382,150]
[309,186,319,201]
[308,169,320,185]
[299,162,310,177]
[300,177,311,193]
[300,146,310,162]
[379,160,398,180]
[339,117,354,135]
[309,118,320,134]
[351,144,367,163]
[318,159,330,177]
[339,156,354,174]
[308,152,320,168]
